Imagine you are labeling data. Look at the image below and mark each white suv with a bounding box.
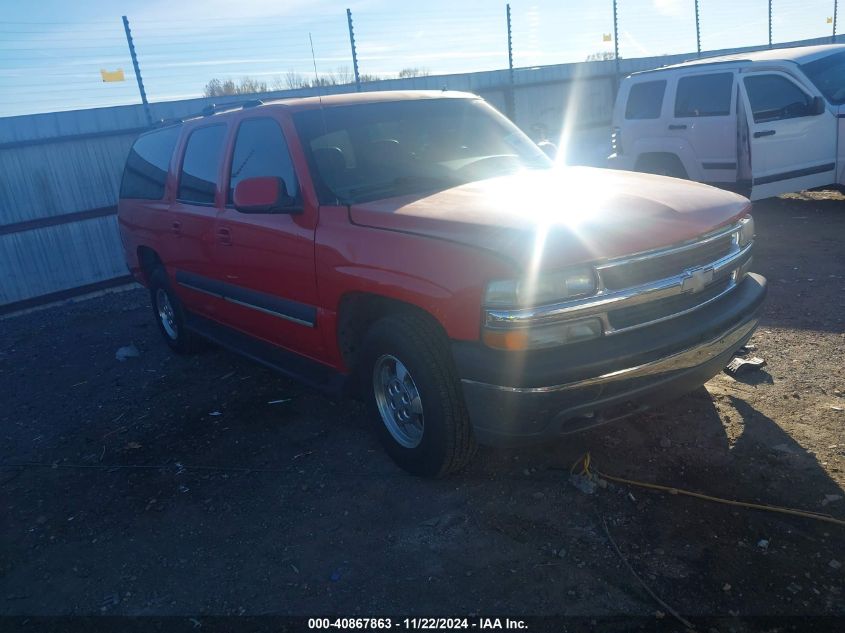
[608,44,845,200]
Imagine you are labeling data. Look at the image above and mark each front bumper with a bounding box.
[454,273,767,445]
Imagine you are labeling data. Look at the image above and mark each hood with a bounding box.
[348,166,750,271]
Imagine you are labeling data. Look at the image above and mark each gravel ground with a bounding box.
[1,192,843,631]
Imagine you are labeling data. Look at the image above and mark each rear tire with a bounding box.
[360,313,476,477]
[149,267,203,354]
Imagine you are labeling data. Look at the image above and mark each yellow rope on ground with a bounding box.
[570,453,845,528]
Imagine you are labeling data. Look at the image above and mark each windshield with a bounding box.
[293,98,552,204]
[800,51,845,105]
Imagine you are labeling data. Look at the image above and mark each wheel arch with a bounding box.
[336,292,450,391]
[634,152,690,179]
[136,246,164,286]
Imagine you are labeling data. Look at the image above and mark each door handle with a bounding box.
[754,130,776,138]
[668,124,687,130]
[216,227,232,245]
[170,221,182,235]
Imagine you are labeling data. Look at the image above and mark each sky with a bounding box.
[0,0,839,117]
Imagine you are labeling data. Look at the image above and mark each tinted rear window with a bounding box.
[178,125,227,204]
[625,80,666,119]
[120,126,180,200]
[674,73,734,117]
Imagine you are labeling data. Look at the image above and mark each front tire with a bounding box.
[360,313,476,477]
[149,267,203,354]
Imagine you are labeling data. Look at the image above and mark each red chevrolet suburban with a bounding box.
[118,91,766,477]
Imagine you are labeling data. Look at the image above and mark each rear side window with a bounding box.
[744,74,814,123]
[178,125,227,204]
[625,80,666,119]
[228,118,300,204]
[674,73,734,117]
[120,126,180,200]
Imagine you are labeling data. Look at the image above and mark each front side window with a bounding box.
[178,124,227,204]
[744,74,814,123]
[228,118,300,206]
[801,51,845,105]
[293,98,551,204]
[120,126,180,200]
[674,73,734,117]
[625,80,666,120]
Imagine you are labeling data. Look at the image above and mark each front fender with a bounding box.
[314,208,517,364]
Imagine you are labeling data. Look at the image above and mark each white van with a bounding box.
[608,44,845,200]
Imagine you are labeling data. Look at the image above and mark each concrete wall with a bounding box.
[1,33,841,310]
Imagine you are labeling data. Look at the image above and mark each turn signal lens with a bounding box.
[737,216,754,247]
[482,317,603,351]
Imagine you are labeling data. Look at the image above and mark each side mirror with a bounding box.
[537,140,558,160]
[811,96,826,115]
[233,177,299,214]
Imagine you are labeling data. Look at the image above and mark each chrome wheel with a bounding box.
[373,354,424,448]
[156,288,178,340]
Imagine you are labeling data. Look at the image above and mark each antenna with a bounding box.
[309,33,324,106]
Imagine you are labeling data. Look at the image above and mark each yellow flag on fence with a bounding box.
[100,68,125,82]
[602,33,612,42]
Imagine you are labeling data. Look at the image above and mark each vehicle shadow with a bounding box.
[470,380,845,615]
[482,381,843,513]
[752,193,845,334]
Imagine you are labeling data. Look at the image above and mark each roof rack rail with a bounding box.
[200,99,264,116]
[149,98,265,129]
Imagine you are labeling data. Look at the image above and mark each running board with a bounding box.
[185,312,348,396]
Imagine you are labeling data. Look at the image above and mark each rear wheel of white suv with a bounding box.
[635,154,688,179]
[149,267,203,355]
[360,312,476,477]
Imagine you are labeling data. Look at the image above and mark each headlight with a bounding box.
[484,267,597,308]
[737,216,754,247]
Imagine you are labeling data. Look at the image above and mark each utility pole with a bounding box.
[612,0,620,89]
[346,8,361,91]
[694,0,701,57]
[834,0,839,43]
[506,4,516,122]
[122,16,152,126]
[768,0,773,48]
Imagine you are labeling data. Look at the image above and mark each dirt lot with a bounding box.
[1,193,844,630]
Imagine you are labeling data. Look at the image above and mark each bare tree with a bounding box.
[585,51,617,61]
[274,71,308,90]
[397,67,430,78]
[332,66,354,85]
[261,68,384,93]
[203,76,269,97]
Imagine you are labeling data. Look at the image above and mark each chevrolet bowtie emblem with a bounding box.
[681,267,714,294]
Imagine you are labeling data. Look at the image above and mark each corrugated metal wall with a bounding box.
[1,34,838,310]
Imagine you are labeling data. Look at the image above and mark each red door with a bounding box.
[211,115,324,359]
[166,122,230,318]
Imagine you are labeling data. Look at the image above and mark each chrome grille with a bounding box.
[607,276,732,330]
[483,218,754,340]
[599,234,733,291]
